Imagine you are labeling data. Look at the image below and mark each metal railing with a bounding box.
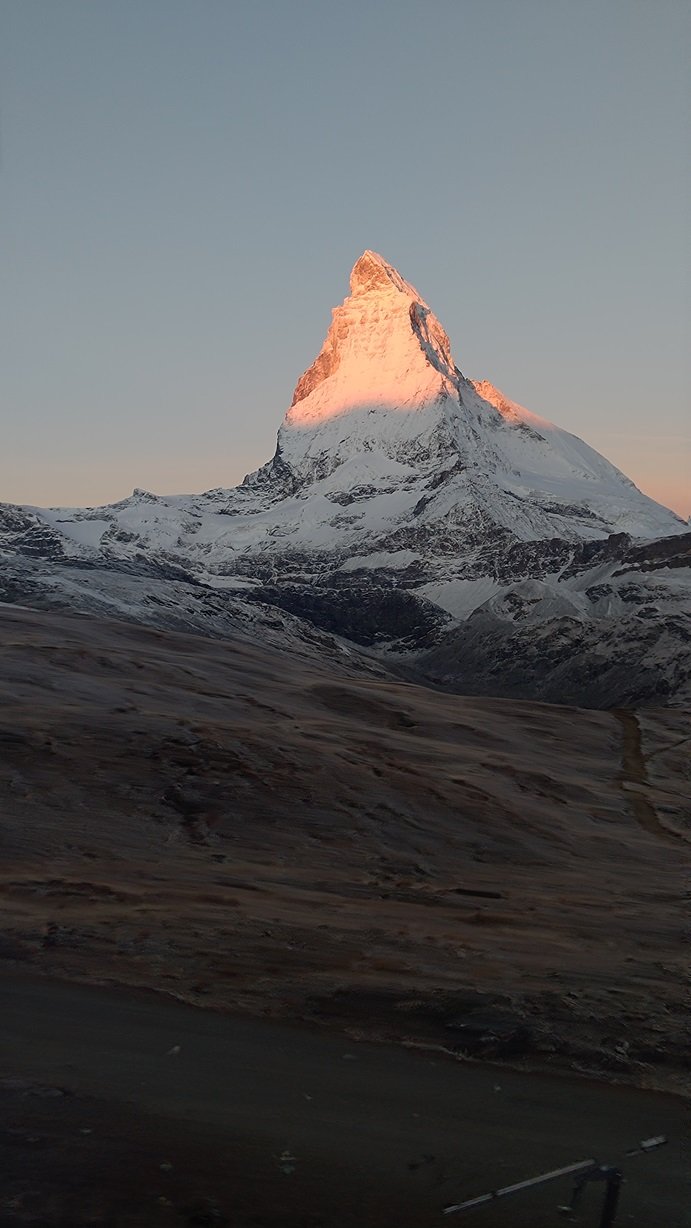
[443,1134,667,1227]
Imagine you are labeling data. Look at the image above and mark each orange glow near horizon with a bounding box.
[640,481,688,521]
[4,456,687,519]
[3,436,687,520]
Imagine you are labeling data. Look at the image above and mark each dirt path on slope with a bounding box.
[615,709,691,844]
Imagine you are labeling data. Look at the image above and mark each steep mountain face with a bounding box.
[245,250,683,548]
[1,250,688,705]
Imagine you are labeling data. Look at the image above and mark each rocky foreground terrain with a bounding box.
[2,604,689,1097]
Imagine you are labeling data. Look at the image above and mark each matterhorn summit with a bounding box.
[248,248,467,489]
[1,249,689,706]
[287,250,459,427]
[249,251,682,547]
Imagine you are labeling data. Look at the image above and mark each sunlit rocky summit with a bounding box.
[1,251,689,705]
[253,250,681,542]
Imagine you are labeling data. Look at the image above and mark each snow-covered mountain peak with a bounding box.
[287,250,459,420]
[349,249,420,298]
[238,252,687,542]
[265,250,467,494]
[2,250,689,705]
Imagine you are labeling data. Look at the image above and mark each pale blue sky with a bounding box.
[2,0,689,514]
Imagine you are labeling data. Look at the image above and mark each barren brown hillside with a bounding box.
[1,605,689,1093]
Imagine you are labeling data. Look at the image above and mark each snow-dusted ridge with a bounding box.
[1,250,689,704]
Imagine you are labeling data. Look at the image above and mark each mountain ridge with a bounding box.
[1,250,688,706]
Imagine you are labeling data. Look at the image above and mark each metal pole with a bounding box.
[599,1170,622,1228]
[444,1159,598,1214]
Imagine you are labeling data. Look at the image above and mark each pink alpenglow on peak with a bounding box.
[288,250,461,423]
[261,249,685,539]
[471,379,562,433]
[348,249,420,297]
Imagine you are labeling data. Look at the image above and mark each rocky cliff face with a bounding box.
[1,250,688,706]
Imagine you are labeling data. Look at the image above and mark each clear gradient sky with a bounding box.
[2,0,689,516]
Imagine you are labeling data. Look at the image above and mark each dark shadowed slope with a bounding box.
[1,975,688,1228]
[1,605,689,1097]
